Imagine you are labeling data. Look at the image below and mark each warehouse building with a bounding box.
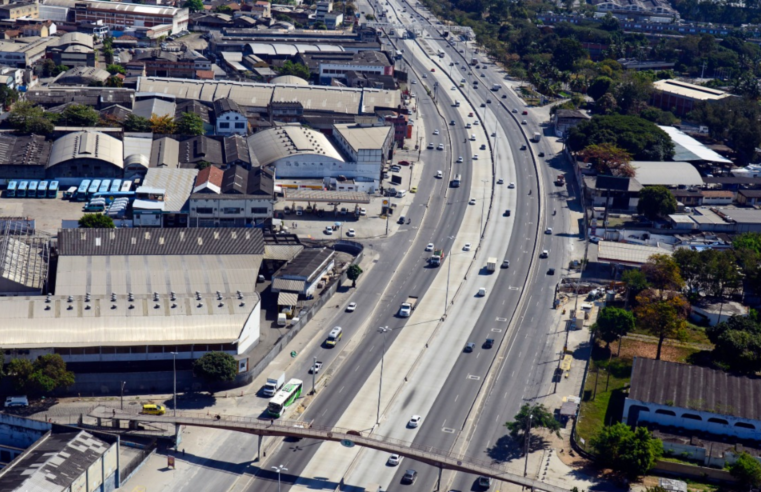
[46,131,124,179]
[42,0,189,34]
[0,134,51,181]
[47,32,96,68]
[189,165,274,227]
[651,79,732,116]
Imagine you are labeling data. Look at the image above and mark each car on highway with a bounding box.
[430,68,435,72]
[540,249,549,258]
[502,94,507,98]
[346,228,356,237]
[497,178,503,184]
[411,80,417,84]
[548,268,556,275]
[469,112,474,117]
[470,134,476,141]
[309,361,323,374]
[408,415,422,428]
[473,120,479,126]
[411,186,418,193]
[461,78,466,83]
[480,103,486,107]
[477,287,486,296]
[346,302,357,312]
[473,154,479,160]
[464,342,475,352]
[423,74,427,78]
[538,151,545,157]
[437,143,444,150]
[504,209,511,217]
[486,99,491,103]
[451,86,456,90]
[522,120,527,125]
[469,198,476,205]
[466,123,472,129]
[520,144,527,150]
[512,108,518,113]
[502,259,510,268]
[463,243,471,251]
[456,156,463,163]
[433,129,440,135]
[324,226,333,235]
[402,469,418,484]
[492,132,497,137]
[478,476,493,488]
[481,73,486,77]
[483,338,494,349]
[426,243,434,251]
[388,454,402,466]
[522,110,528,115]
[545,227,553,234]
[508,182,515,188]
[427,143,434,149]
[436,170,443,178]
[450,120,456,125]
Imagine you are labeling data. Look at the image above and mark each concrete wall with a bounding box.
[0,414,50,449]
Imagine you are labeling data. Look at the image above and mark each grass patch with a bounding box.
[575,343,632,452]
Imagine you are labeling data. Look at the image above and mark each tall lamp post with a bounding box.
[272,464,288,492]
[170,352,178,417]
[120,381,126,410]
[376,326,390,425]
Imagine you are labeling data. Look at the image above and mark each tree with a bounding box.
[105,76,123,88]
[593,307,635,350]
[637,186,677,220]
[0,85,18,109]
[79,214,115,228]
[729,452,761,489]
[568,114,675,161]
[215,4,233,13]
[505,403,560,440]
[106,63,126,75]
[7,355,75,395]
[41,58,56,77]
[59,104,100,127]
[635,290,690,360]
[176,112,205,136]
[196,160,211,170]
[614,72,654,114]
[642,254,684,294]
[52,64,69,77]
[184,0,204,11]
[592,423,663,479]
[689,97,761,164]
[124,113,152,132]
[347,264,363,288]
[579,143,634,177]
[278,60,311,80]
[552,38,587,72]
[8,101,54,135]
[150,114,176,134]
[706,316,761,374]
[587,76,613,101]
[193,352,238,383]
[622,269,648,308]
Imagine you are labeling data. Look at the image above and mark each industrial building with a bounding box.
[42,0,190,34]
[189,165,274,227]
[47,32,95,68]
[47,131,124,179]
[132,168,198,227]
[272,247,335,300]
[651,79,731,116]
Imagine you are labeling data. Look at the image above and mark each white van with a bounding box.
[454,100,461,107]
[396,189,407,198]
[4,396,28,408]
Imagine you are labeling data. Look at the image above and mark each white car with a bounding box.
[347,228,356,237]
[463,243,471,251]
[477,287,486,296]
[456,156,463,163]
[324,226,333,235]
[469,198,476,205]
[388,454,402,466]
[427,143,434,149]
[473,154,479,160]
[540,249,549,258]
[310,361,323,374]
[437,143,444,150]
[433,129,440,135]
[346,302,357,312]
[436,170,443,178]
[408,415,422,428]
[545,227,553,234]
[470,134,476,141]
[512,108,518,113]
[426,243,434,251]
[411,80,417,84]
[359,207,367,215]
[508,182,515,189]
[451,86,456,90]
[522,120,527,125]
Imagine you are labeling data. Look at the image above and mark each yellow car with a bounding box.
[410,186,418,193]
[141,404,166,415]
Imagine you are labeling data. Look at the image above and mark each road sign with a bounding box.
[340,439,355,448]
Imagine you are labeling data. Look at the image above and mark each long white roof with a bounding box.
[659,126,732,164]
[248,126,344,167]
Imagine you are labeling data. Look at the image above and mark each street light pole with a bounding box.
[272,465,288,492]
[170,352,178,417]
[376,326,390,425]
[480,178,489,237]
[120,381,126,410]
[523,413,533,479]
[312,356,316,395]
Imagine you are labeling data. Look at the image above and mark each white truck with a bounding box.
[277,312,287,326]
[263,372,285,397]
[398,296,419,317]
[487,257,497,272]
[532,132,541,143]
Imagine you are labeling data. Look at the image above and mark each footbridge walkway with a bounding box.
[89,406,566,492]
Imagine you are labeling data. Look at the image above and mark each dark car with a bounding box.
[538,151,545,157]
[504,209,511,217]
[402,469,418,484]
[486,99,492,103]
[483,338,494,349]
[548,268,556,275]
[502,94,507,98]
[480,103,486,107]
[464,343,475,353]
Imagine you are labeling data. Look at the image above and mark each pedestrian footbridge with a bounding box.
[89,406,567,492]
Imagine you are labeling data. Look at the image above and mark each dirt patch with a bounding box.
[614,337,700,363]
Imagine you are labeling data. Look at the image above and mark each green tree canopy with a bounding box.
[278,60,311,80]
[706,316,761,374]
[637,186,677,220]
[184,0,204,11]
[176,112,205,136]
[593,306,635,348]
[106,63,126,75]
[7,355,75,395]
[347,264,363,288]
[729,452,761,488]
[8,101,54,135]
[59,104,100,127]
[123,114,152,132]
[635,290,690,360]
[568,114,675,161]
[689,97,761,165]
[591,423,663,479]
[0,86,19,108]
[552,38,587,72]
[79,214,115,229]
[505,403,560,439]
[193,352,238,383]
[587,76,613,101]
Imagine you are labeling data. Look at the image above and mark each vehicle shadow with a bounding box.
[166,392,217,410]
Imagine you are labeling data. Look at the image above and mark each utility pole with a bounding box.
[480,178,489,237]
[170,352,178,417]
[523,413,533,481]
[120,381,126,410]
[311,356,316,395]
[376,326,390,425]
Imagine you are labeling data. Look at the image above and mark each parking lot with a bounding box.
[0,193,88,234]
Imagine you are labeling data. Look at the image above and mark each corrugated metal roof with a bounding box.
[278,291,299,305]
[0,291,259,348]
[658,126,732,164]
[141,168,198,213]
[272,278,305,291]
[133,97,176,119]
[58,228,264,256]
[653,79,730,102]
[333,124,391,152]
[264,244,303,261]
[48,132,123,171]
[597,241,672,265]
[629,357,761,421]
[247,126,344,167]
[631,161,704,187]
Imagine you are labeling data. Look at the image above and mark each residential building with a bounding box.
[377,110,409,148]
[553,109,591,138]
[0,2,38,20]
[324,12,343,29]
[738,190,761,206]
[129,49,209,79]
[46,131,123,179]
[224,135,251,168]
[21,23,48,37]
[315,0,332,22]
[251,0,271,17]
[189,165,274,227]
[25,87,134,109]
[624,357,761,440]
[700,190,734,206]
[214,97,248,136]
[651,79,731,116]
[42,0,190,34]
[268,101,304,122]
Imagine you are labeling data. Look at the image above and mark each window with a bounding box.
[655,409,676,416]
[196,207,213,214]
[708,418,729,425]
[682,413,702,421]
[220,122,230,129]
[251,207,268,214]
[235,123,245,129]
[223,207,242,214]
[735,422,755,430]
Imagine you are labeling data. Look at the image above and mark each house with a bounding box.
[553,109,591,138]
[624,357,761,440]
[0,2,38,20]
[176,100,213,135]
[223,135,251,168]
[47,32,96,68]
[251,0,271,17]
[189,165,274,227]
[700,190,733,206]
[297,51,393,85]
[213,97,248,136]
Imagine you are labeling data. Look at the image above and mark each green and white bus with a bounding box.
[267,379,303,418]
